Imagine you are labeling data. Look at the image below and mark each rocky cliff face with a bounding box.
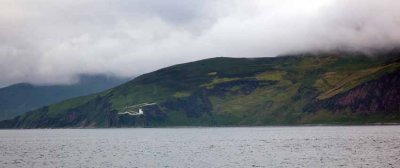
[315,70,400,115]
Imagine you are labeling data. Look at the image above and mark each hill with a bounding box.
[0,75,129,121]
[1,51,400,128]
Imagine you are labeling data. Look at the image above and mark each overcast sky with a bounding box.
[0,0,400,87]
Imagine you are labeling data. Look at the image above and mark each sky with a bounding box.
[0,0,400,87]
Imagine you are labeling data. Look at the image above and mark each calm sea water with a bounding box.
[0,126,399,168]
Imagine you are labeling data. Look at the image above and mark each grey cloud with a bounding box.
[0,0,399,87]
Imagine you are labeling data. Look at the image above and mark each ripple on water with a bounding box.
[0,126,400,167]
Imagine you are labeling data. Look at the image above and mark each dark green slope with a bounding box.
[1,51,400,128]
[0,75,129,121]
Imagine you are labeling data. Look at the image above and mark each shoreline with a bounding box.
[1,122,400,130]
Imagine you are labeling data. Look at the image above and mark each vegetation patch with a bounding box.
[173,92,191,98]
[201,77,241,89]
[255,71,286,81]
[208,72,217,76]
[314,72,351,92]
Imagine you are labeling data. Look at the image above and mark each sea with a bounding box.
[0,126,399,168]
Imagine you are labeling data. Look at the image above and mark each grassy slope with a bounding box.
[4,52,400,128]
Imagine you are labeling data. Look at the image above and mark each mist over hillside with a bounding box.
[1,0,400,88]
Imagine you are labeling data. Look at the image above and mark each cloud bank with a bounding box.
[0,0,400,87]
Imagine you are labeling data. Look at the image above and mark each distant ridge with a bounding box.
[0,75,130,120]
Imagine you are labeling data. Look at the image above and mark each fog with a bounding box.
[0,0,399,87]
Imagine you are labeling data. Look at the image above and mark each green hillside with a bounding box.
[1,51,400,128]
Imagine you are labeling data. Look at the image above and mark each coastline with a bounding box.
[1,122,400,130]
